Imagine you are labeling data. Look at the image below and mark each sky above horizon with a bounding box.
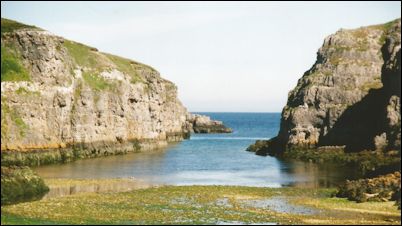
[2,1,401,112]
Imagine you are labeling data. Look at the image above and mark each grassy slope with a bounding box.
[1,18,36,82]
[1,185,400,225]
[1,18,38,34]
[1,44,31,82]
[1,18,155,87]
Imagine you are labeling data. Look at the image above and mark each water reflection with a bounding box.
[33,144,360,188]
[277,159,361,188]
[33,113,361,188]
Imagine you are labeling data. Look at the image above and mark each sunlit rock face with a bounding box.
[248,18,401,155]
[1,18,231,159]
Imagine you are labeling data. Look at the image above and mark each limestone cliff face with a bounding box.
[248,19,401,155]
[0,19,229,158]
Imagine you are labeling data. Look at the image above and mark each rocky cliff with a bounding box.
[0,18,230,166]
[248,18,401,156]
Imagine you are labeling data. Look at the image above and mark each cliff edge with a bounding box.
[0,18,231,166]
[248,19,401,157]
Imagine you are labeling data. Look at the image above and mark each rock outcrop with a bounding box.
[187,114,232,133]
[336,171,400,203]
[248,18,401,156]
[0,18,231,166]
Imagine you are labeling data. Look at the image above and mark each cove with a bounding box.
[33,113,361,188]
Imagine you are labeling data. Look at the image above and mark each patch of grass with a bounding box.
[1,166,49,205]
[1,18,38,34]
[63,40,102,69]
[1,214,65,225]
[104,53,145,84]
[351,29,368,39]
[1,185,399,225]
[333,45,352,52]
[15,87,40,96]
[329,55,343,66]
[82,71,112,91]
[356,39,369,52]
[1,45,30,82]
[363,18,400,47]
[1,100,29,138]
[1,97,9,140]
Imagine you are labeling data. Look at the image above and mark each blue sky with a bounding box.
[2,1,401,112]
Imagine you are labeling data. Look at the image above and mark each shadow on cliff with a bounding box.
[319,38,401,152]
[318,88,388,152]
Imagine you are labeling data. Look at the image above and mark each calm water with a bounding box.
[33,113,360,188]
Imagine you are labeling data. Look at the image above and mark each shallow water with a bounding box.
[33,113,361,188]
[240,197,318,215]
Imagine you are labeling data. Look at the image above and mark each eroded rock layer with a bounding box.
[248,18,401,156]
[1,18,231,165]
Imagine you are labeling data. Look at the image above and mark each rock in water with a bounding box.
[248,18,401,156]
[187,114,232,133]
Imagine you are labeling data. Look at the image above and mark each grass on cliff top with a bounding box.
[104,53,147,84]
[368,18,400,32]
[63,39,152,85]
[368,18,400,46]
[1,45,31,82]
[1,18,39,34]
[63,40,104,69]
[1,185,400,225]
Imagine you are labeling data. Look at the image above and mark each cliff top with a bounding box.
[1,18,41,34]
[1,17,162,86]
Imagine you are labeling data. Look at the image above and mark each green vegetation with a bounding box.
[333,45,352,52]
[284,148,401,176]
[104,53,145,84]
[132,139,142,151]
[349,28,371,52]
[328,55,343,66]
[1,45,31,82]
[63,40,103,69]
[82,71,112,91]
[15,87,40,96]
[1,100,29,138]
[369,19,400,46]
[1,18,38,34]
[1,185,400,225]
[1,166,49,205]
[351,29,368,39]
[337,172,400,203]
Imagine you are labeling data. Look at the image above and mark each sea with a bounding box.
[33,113,360,188]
